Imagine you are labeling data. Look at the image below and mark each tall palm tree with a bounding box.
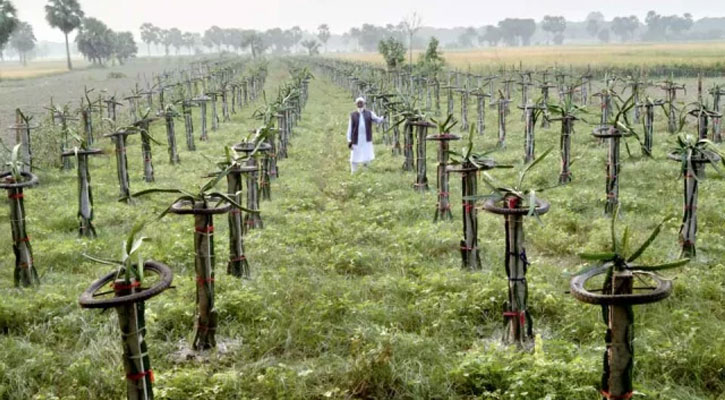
[0,0,19,59]
[45,0,84,70]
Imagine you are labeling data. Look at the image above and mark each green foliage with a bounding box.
[4,143,23,180]
[417,36,445,75]
[542,15,567,44]
[475,146,556,215]
[377,36,406,70]
[671,134,725,175]
[497,18,537,46]
[383,88,426,136]
[576,206,689,273]
[74,17,137,66]
[112,31,137,64]
[317,24,330,49]
[139,22,159,49]
[83,220,150,283]
[106,71,126,79]
[0,60,724,400]
[0,0,18,50]
[27,123,63,169]
[451,342,599,399]
[9,21,35,64]
[448,124,502,168]
[44,0,84,35]
[430,113,457,133]
[480,25,502,46]
[75,17,113,64]
[300,39,320,56]
[546,88,587,119]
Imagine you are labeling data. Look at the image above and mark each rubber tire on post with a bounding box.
[102,129,137,139]
[79,260,173,309]
[168,198,232,215]
[667,151,720,164]
[0,171,39,189]
[483,198,550,216]
[61,148,104,158]
[591,125,627,139]
[569,265,672,306]
[426,133,461,142]
[232,142,272,154]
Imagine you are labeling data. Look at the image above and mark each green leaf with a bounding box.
[125,220,147,256]
[202,164,234,193]
[480,172,505,198]
[157,195,196,220]
[128,237,150,260]
[207,192,257,213]
[621,225,631,257]
[571,263,603,276]
[626,215,672,262]
[126,188,185,201]
[9,144,21,179]
[611,204,620,254]
[630,258,690,272]
[517,146,554,189]
[82,253,123,266]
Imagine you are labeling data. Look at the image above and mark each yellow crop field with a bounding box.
[0,59,89,80]
[333,41,725,71]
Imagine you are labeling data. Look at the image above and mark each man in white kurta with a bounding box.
[347,97,384,173]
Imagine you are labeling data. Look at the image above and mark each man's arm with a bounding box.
[370,111,384,124]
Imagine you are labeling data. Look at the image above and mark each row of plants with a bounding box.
[324,59,725,257]
[76,67,314,399]
[312,58,722,399]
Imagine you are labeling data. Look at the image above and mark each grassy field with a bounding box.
[335,41,725,72]
[0,59,91,80]
[0,59,724,399]
[0,57,195,143]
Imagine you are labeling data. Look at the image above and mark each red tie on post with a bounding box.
[126,369,154,383]
[196,276,215,285]
[503,311,526,327]
[195,225,214,234]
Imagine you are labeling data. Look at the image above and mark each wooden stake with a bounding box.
[192,210,217,350]
[114,278,154,400]
[182,101,195,151]
[460,168,481,270]
[679,161,700,257]
[559,117,573,184]
[402,121,415,171]
[503,196,531,345]
[602,270,634,400]
[165,112,180,164]
[243,158,264,231]
[413,123,429,192]
[76,153,95,236]
[7,186,38,287]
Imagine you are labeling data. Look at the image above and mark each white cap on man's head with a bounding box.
[355,97,365,104]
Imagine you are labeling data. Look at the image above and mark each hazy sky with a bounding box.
[17,0,725,42]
